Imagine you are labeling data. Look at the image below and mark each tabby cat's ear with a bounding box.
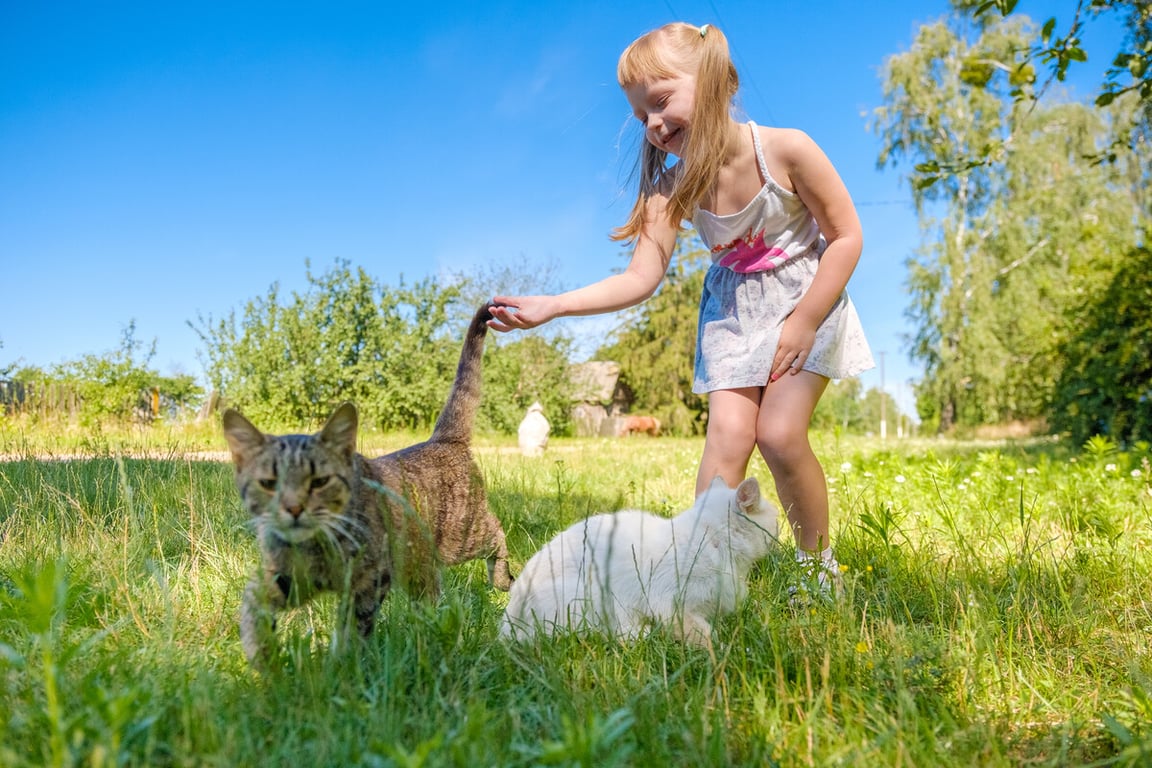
[320,402,359,457]
[222,409,266,468]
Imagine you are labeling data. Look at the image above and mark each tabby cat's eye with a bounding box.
[310,476,330,491]
[258,478,277,491]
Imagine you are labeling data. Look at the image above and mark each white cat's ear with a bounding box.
[320,402,359,456]
[222,409,265,468]
[708,475,729,492]
[735,477,761,515]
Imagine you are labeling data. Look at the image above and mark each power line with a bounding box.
[855,199,915,207]
[704,0,777,126]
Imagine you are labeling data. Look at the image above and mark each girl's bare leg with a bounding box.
[755,371,830,552]
[695,387,760,496]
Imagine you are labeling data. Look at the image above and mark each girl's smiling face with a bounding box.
[624,74,696,157]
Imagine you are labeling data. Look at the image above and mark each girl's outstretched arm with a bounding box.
[488,195,678,332]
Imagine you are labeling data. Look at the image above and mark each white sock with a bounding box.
[796,546,836,567]
[795,547,840,590]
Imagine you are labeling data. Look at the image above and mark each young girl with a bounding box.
[488,22,873,595]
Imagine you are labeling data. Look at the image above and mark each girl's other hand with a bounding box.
[770,314,817,382]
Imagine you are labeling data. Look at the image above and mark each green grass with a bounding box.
[1,428,1150,766]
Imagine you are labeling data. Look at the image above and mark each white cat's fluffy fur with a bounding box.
[500,476,779,646]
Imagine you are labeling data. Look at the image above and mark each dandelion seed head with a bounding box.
[895,475,906,484]
[840,462,853,472]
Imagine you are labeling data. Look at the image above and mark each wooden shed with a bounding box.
[568,361,634,437]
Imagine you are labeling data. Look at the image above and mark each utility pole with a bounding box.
[879,351,887,441]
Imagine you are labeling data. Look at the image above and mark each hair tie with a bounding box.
[699,23,710,38]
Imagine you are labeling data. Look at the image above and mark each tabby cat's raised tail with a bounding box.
[429,304,493,444]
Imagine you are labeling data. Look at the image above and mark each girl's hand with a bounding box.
[487,296,558,332]
[770,314,817,382]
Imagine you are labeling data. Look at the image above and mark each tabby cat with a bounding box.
[500,476,778,648]
[223,304,512,667]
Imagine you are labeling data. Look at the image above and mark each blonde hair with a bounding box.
[612,22,740,243]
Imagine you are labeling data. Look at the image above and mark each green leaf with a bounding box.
[973,0,998,16]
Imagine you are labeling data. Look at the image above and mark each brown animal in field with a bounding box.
[618,415,661,437]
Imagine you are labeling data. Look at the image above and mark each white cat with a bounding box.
[500,476,779,647]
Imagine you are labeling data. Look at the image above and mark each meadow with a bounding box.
[0,425,1149,767]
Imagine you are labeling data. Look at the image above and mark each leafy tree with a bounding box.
[914,1,1152,189]
[59,323,156,426]
[858,387,903,437]
[448,254,577,435]
[0,338,16,379]
[481,335,574,436]
[10,322,201,426]
[812,380,911,436]
[811,378,866,433]
[876,15,1138,432]
[597,235,709,436]
[192,259,575,434]
[1051,246,1152,445]
[194,260,463,430]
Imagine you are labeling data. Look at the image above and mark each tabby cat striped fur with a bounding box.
[223,304,512,667]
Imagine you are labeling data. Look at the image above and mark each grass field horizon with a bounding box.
[1,423,1149,766]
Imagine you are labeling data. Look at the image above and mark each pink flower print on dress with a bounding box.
[714,229,790,274]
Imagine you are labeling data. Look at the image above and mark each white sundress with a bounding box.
[690,121,874,394]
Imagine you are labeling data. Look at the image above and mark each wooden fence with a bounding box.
[0,379,166,421]
[0,379,82,418]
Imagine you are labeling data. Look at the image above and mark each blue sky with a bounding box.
[0,1,1119,415]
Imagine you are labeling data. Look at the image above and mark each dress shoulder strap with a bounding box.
[747,121,771,184]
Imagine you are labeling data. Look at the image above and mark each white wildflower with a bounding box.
[894,475,906,484]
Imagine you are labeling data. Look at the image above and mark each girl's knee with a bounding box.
[703,418,756,471]
[708,408,757,446]
[756,421,809,466]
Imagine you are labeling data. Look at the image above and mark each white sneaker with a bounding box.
[788,547,843,606]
